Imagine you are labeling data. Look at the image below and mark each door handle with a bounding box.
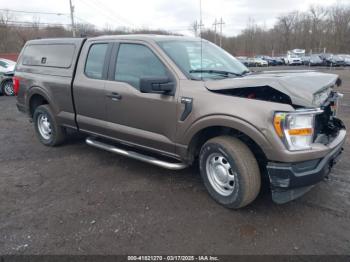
[107,92,122,101]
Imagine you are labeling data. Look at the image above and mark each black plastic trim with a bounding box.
[267,142,344,189]
[180,97,193,121]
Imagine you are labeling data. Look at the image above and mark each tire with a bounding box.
[33,105,66,146]
[199,136,261,209]
[1,79,14,96]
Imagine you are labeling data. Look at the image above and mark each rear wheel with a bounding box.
[33,105,66,146]
[1,79,14,96]
[199,136,261,209]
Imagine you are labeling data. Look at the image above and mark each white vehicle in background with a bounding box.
[285,54,302,65]
[0,58,16,73]
[285,49,304,65]
[338,54,350,66]
[0,58,16,96]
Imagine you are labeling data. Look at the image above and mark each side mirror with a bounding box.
[140,77,175,95]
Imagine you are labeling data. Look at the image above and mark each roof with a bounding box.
[89,34,201,42]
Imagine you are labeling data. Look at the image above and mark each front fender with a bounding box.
[180,114,274,159]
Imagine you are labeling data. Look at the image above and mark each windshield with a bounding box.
[157,40,248,80]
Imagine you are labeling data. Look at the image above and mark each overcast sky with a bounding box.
[1,0,345,36]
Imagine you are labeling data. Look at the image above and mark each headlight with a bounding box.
[273,109,323,151]
[313,88,331,106]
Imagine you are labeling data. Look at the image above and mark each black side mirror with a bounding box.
[140,77,175,95]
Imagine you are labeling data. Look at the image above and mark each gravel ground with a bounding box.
[0,66,349,255]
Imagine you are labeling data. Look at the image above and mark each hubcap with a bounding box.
[37,114,52,140]
[4,81,14,96]
[206,153,237,196]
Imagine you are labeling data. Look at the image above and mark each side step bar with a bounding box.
[86,137,188,170]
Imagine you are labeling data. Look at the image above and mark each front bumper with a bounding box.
[267,137,345,204]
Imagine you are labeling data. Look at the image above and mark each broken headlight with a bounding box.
[273,109,323,151]
[313,88,331,106]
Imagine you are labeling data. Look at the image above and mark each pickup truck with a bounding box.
[15,35,346,208]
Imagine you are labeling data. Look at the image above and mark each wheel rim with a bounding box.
[3,81,14,96]
[37,114,52,140]
[206,153,237,196]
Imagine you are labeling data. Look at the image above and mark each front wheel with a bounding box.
[1,79,14,96]
[33,105,66,146]
[199,136,261,209]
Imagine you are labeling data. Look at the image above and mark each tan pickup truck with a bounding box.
[15,35,346,208]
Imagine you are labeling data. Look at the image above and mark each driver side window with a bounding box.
[114,44,168,89]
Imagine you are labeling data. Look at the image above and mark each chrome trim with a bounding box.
[86,137,188,170]
[293,108,324,115]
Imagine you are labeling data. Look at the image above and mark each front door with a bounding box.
[104,42,178,155]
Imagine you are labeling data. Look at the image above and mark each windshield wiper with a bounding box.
[189,69,243,77]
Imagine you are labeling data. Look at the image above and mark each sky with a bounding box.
[0,0,344,36]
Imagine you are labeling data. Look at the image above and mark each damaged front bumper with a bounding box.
[267,130,346,204]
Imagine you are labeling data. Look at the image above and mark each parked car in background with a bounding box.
[249,57,268,67]
[237,56,249,67]
[263,56,279,66]
[0,58,16,96]
[301,56,310,65]
[285,54,302,65]
[0,58,15,73]
[274,57,284,65]
[323,54,345,67]
[338,54,350,66]
[307,54,324,66]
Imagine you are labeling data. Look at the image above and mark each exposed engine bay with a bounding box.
[314,91,345,145]
[212,86,293,105]
[210,84,344,146]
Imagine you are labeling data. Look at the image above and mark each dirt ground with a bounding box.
[0,66,349,255]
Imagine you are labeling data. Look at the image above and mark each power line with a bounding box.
[89,0,134,27]
[0,8,68,16]
[77,0,134,28]
[4,20,71,26]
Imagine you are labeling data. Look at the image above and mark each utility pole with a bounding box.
[69,0,76,37]
[213,18,218,44]
[218,17,225,47]
[199,0,203,38]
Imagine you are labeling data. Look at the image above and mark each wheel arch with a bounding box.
[183,115,272,165]
[27,87,56,117]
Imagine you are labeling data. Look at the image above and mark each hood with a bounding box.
[0,64,15,73]
[205,70,339,107]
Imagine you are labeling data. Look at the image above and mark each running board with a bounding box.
[86,137,188,170]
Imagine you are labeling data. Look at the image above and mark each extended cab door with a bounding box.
[104,41,179,155]
[73,40,113,134]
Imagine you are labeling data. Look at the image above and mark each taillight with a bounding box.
[13,76,20,96]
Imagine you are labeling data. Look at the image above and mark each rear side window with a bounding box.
[114,44,168,89]
[22,44,75,68]
[85,44,108,79]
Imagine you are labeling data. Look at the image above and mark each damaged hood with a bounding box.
[205,70,340,107]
